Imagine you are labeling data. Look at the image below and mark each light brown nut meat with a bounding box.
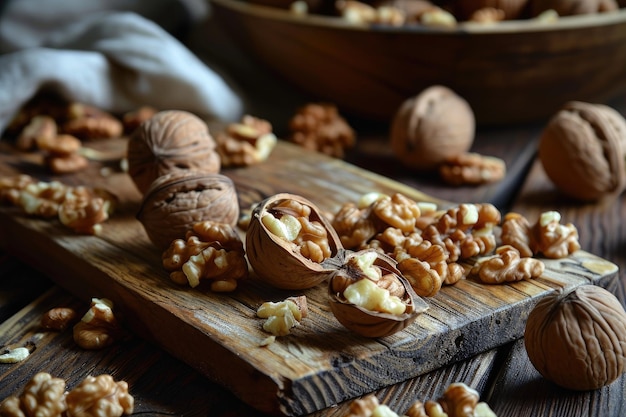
[41,307,78,331]
[529,211,580,259]
[530,0,618,16]
[215,115,277,167]
[62,103,123,140]
[500,212,533,258]
[73,298,123,350]
[0,372,67,417]
[65,374,134,417]
[371,193,423,233]
[288,102,356,158]
[456,0,528,20]
[331,202,378,250]
[58,186,116,235]
[439,152,506,186]
[46,152,89,175]
[16,115,58,151]
[471,245,545,284]
[257,296,308,336]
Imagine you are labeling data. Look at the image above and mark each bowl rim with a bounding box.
[210,0,626,35]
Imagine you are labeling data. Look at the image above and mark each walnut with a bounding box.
[337,0,407,25]
[524,285,626,391]
[16,180,70,218]
[0,347,31,363]
[215,115,277,167]
[58,186,116,235]
[471,245,544,284]
[538,101,626,202]
[15,115,58,151]
[0,174,35,205]
[455,0,529,20]
[404,382,497,417]
[73,298,123,350]
[331,202,378,249]
[530,0,618,16]
[256,296,308,336]
[46,152,90,175]
[137,171,240,250]
[0,372,67,417]
[380,0,437,23]
[41,307,78,331]
[162,222,248,291]
[287,103,356,158]
[390,85,475,170]
[419,7,458,27]
[530,211,580,259]
[62,103,123,140]
[343,394,381,417]
[371,193,422,234]
[121,105,158,133]
[65,374,134,417]
[439,152,506,186]
[499,212,533,258]
[127,110,221,194]
[467,7,506,23]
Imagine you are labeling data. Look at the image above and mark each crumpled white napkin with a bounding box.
[0,10,244,134]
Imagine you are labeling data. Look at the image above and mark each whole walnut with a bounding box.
[137,171,240,250]
[127,110,221,194]
[529,0,618,16]
[524,285,626,391]
[390,85,475,171]
[538,101,626,202]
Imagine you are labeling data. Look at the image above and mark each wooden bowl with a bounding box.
[210,0,626,126]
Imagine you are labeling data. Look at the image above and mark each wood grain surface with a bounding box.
[0,139,619,416]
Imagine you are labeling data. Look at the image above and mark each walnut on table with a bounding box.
[0,372,67,417]
[215,114,277,167]
[288,102,356,158]
[162,220,248,292]
[73,298,123,350]
[41,307,78,331]
[256,295,308,337]
[471,245,545,284]
[439,152,506,186]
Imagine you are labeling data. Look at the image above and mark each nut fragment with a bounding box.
[41,307,78,331]
[390,85,475,170]
[538,101,626,202]
[73,298,123,350]
[530,0,618,16]
[127,110,221,194]
[137,171,240,250]
[215,115,277,167]
[256,295,308,336]
[65,374,134,417]
[524,285,626,391]
[470,245,545,284]
[0,372,67,417]
[288,102,356,158]
[439,152,506,186]
[0,347,30,363]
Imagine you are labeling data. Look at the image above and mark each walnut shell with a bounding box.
[245,193,343,290]
[538,101,626,202]
[390,85,475,171]
[127,110,221,194]
[327,249,428,338]
[137,171,239,250]
[524,285,626,391]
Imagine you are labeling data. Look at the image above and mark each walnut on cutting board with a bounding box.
[73,298,123,350]
[214,114,277,167]
[256,295,308,336]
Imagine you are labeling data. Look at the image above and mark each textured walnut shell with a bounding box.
[390,85,475,171]
[245,193,343,290]
[530,0,618,16]
[538,101,626,202]
[137,171,239,250]
[127,110,221,194]
[524,285,626,391]
[327,249,429,338]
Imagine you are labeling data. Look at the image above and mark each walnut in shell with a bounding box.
[390,85,475,171]
[137,171,239,250]
[326,249,428,338]
[246,193,343,290]
[538,101,626,202]
[127,110,221,194]
[524,285,626,391]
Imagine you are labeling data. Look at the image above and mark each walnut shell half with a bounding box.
[524,285,626,391]
[327,249,428,338]
[137,171,239,250]
[127,110,221,194]
[245,193,343,290]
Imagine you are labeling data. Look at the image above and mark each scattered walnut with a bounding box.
[73,298,123,350]
[531,211,581,259]
[162,221,248,291]
[122,105,158,133]
[371,193,423,234]
[288,103,356,158]
[439,152,506,186]
[342,394,382,417]
[16,115,58,151]
[499,212,533,258]
[65,374,134,417]
[58,186,116,235]
[256,296,308,336]
[0,372,67,417]
[62,103,123,140]
[0,174,35,205]
[471,245,545,284]
[331,202,378,249]
[41,307,78,331]
[0,347,31,363]
[215,115,277,167]
[468,7,506,23]
[337,0,406,25]
[404,382,497,417]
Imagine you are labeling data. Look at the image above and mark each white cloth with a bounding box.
[0,8,243,134]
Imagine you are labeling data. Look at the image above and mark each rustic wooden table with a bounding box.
[1,89,625,417]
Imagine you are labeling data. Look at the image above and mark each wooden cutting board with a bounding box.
[0,139,618,416]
